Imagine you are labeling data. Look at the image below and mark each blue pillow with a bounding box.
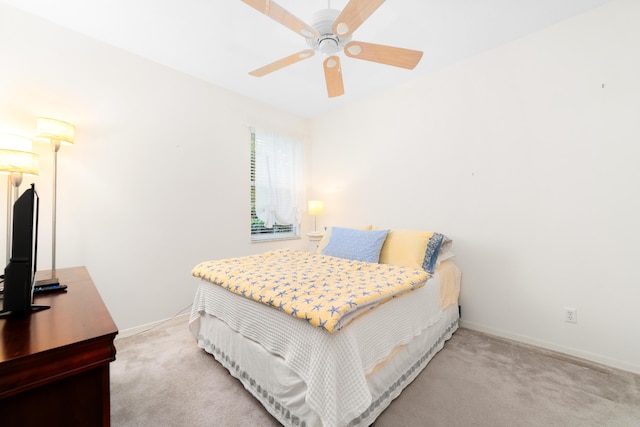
[321,227,389,263]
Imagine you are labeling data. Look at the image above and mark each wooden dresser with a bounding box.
[0,266,118,426]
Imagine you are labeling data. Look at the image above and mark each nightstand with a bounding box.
[306,232,324,253]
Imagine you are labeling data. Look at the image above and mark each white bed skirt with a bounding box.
[191,304,458,426]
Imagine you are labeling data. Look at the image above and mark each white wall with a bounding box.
[310,0,640,374]
[0,4,309,331]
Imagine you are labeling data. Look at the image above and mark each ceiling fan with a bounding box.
[242,0,423,98]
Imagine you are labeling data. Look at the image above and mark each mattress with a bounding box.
[189,261,460,427]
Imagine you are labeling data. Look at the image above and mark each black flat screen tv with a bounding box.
[1,183,48,315]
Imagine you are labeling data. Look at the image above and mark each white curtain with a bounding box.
[254,129,303,228]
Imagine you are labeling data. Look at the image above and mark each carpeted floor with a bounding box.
[111,315,640,426]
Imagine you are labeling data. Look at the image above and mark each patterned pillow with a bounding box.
[321,227,389,263]
[421,232,448,274]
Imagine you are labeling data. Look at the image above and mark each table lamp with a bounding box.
[307,200,324,235]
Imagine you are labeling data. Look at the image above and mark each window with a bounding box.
[250,128,303,241]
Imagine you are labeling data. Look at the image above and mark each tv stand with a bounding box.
[0,266,118,426]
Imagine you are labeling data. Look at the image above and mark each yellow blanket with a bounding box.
[192,249,429,333]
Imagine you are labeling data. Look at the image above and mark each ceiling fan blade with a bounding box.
[249,50,315,77]
[323,56,345,98]
[332,0,385,38]
[344,41,423,70]
[242,0,318,39]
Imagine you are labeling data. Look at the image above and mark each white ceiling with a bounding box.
[2,0,612,118]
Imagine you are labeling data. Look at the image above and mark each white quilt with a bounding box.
[190,265,453,427]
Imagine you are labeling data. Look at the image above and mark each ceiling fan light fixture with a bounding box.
[318,37,340,55]
[305,8,350,55]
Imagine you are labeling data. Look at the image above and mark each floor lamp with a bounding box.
[0,135,39,265]
[35,118,75,282]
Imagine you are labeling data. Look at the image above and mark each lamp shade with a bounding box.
[0,149,39,175]
[35,117,75,145]
[0,134,39,175]
[308,200,324,216]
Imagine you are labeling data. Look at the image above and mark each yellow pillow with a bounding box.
[378,229,435,269]
[317,225,373,254]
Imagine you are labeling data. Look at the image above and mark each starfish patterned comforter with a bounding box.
[191,249,430,333]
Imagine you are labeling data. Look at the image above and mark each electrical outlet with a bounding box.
[564,307,577,323]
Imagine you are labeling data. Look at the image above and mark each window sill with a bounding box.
[251,234,301,243]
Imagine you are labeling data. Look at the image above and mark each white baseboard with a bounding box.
[460,319,640,375]
[116,312,190,339]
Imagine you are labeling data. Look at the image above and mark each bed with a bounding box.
[189,227,461,427]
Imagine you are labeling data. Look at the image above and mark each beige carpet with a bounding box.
[111,315,640,426]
